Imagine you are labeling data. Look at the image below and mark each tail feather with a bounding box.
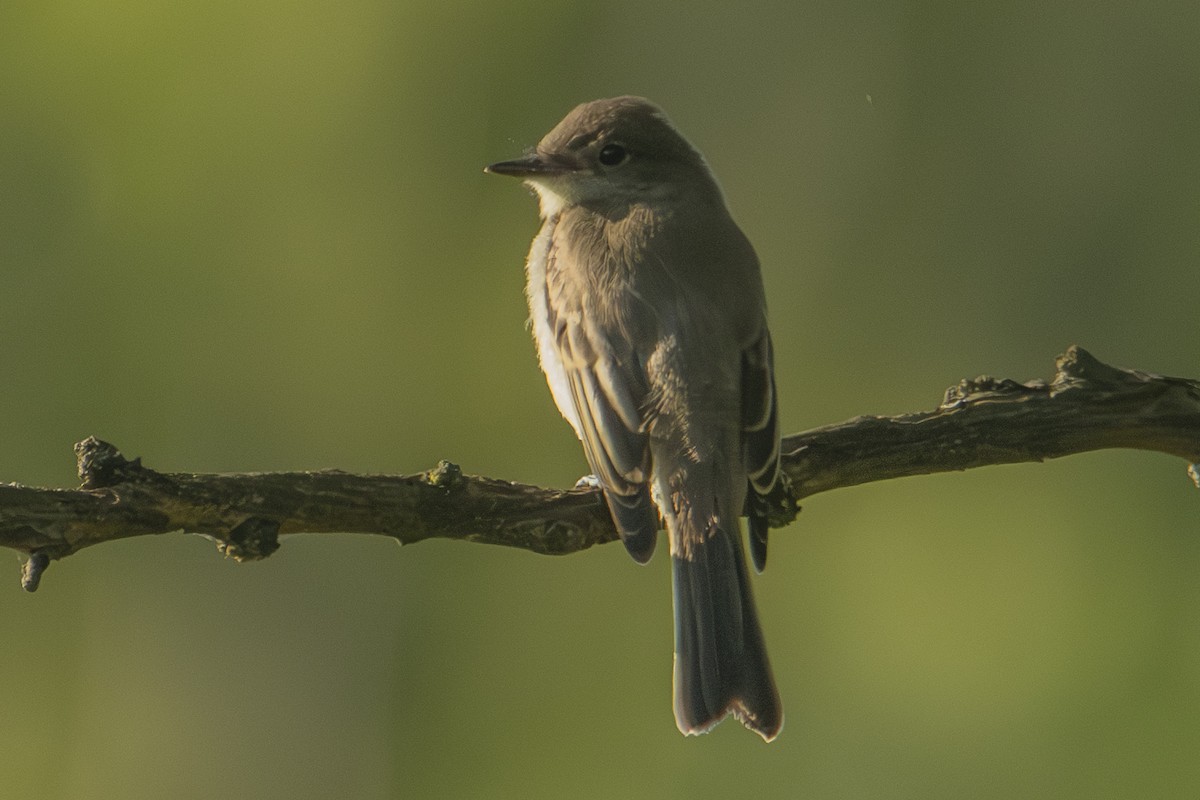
[672,522,782,741]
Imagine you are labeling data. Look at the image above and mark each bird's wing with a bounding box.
[544,257,659,563]
[741,329,781,572]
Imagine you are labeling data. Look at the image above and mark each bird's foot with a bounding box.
[574,474,601,489]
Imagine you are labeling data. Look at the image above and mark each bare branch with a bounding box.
[781,345,1200,498]
[2,346,1196,591]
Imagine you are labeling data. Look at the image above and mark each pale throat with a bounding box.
[526,180,570,219]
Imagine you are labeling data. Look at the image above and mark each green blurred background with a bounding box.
[2,1,1198,797]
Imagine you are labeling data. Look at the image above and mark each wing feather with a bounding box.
[548,272,659,562]
[742,330,781,572]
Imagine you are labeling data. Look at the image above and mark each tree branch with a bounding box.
[3,346,1197,591]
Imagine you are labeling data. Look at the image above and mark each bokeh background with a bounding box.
[2,2,1198,798]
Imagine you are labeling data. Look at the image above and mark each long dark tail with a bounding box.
[672,521,782,741]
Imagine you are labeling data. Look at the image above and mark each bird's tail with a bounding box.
[671,518,782,741]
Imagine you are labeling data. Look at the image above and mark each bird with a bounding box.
[486,96,783,741]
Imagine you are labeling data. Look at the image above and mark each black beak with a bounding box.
[485,153,573,178]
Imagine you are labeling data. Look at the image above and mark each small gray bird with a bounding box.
[487,96,783,741]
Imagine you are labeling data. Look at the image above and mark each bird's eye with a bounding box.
[598,143,629,166]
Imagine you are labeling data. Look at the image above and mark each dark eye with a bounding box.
[598,143,629,166]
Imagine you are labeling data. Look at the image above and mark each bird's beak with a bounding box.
[485,153,574,178]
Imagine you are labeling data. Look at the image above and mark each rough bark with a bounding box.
[3,346,1197,591]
